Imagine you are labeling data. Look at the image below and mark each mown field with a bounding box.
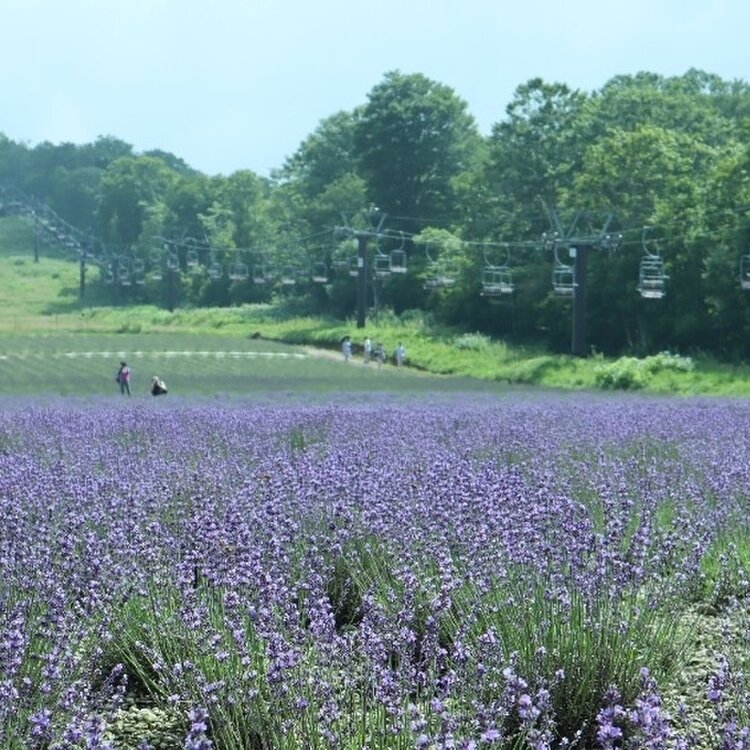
[1,218,749,749]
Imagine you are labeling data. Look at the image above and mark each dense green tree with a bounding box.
[97,156,179,245]
[354,71,482,227]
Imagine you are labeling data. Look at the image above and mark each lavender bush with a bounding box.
[0,393,748,749]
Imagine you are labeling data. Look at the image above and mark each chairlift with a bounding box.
[348,256,360,277]
[389,249,407,273]
[133,258,146,285]
[480,246,514,297]
[331,258,349,274]
[638,227,667,299]
[117,261,131,287]
[423,243,458,290]
[252,263,270,284]
[103,263,115,285]
[207,254,223,280]
[280,265,300,286]
[311,261,329,283]
[389,232,407,273]
[549,239,575,295]
[740,254,750,291]
[373,252,391,279]
[228,260,249,281]
[186,248,199,270]
[166,250,180,272]
[638,258,667,299]
[149,249,163,281]
[481,266,514,297]
[552,264,575,295]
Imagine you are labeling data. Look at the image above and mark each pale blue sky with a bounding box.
[1,0,747,177]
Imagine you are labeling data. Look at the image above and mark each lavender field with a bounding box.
[1,393,749,749]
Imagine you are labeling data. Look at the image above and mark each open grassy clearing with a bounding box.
[0,331,501,398]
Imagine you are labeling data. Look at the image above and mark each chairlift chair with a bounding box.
[638,257,667,299]
[132,258,146,285]
[311,261,329,283]
[117,261,131,286]
[423,243,457,290]
[252,263,269,284]
[638,227,667,299]
[373,252,391,279]
[186,248,199,270]
[166,251,180,272]
[389,232,407,273]
[481,266,514,297]
[228,260,249,281]
[207,257,223,280]
[389,248,407,274]
[149,249,163,281]
[740,254,750,291]
[552,264,575,295]
[348,256,360,278]
[280,265,300,286]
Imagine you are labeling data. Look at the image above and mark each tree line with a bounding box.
[2,68,750,358]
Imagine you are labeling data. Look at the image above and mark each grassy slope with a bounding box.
[2,215,750,396]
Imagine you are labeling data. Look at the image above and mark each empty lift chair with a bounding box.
[480,247,514,299]
[389,232,407,274]
[551,240,575,296]
[637,227,667,299]
[740,253,750,290]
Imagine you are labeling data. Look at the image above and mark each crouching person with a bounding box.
[151,376,168,396]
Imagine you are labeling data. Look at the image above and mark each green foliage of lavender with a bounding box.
[1,394,749,748]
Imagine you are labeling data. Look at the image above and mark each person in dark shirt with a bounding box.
[150,376,168,396]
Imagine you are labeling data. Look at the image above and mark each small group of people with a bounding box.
[343,337,406,369]
[116,361,168,397]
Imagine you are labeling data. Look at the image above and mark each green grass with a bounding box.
[0,331,488,398]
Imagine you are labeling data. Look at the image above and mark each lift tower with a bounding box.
[543,205,621,357]
[334,207,389,329]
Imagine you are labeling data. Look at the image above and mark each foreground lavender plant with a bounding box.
[0,393,748,748]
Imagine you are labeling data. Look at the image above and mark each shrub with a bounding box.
[594,351,694,390]
[454,331,491,351]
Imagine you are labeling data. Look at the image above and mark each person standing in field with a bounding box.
[341,335,352,362]
[116,361,131,396]
[374,341,386,370]
[363,337,372,365]
[395,342,406,368]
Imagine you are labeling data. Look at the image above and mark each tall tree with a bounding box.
[354,71,482,227]
[97,156,178,246]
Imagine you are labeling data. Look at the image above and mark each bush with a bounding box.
[644,351,695,374]
[594,351,694,390]
[454,331,491,351]
[594,357,649,390]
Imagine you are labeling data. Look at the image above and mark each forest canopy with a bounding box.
[2,68,750,358]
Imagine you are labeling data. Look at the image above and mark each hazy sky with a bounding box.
[1,0,747,177]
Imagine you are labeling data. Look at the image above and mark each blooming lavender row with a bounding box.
[0,394,748,748]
